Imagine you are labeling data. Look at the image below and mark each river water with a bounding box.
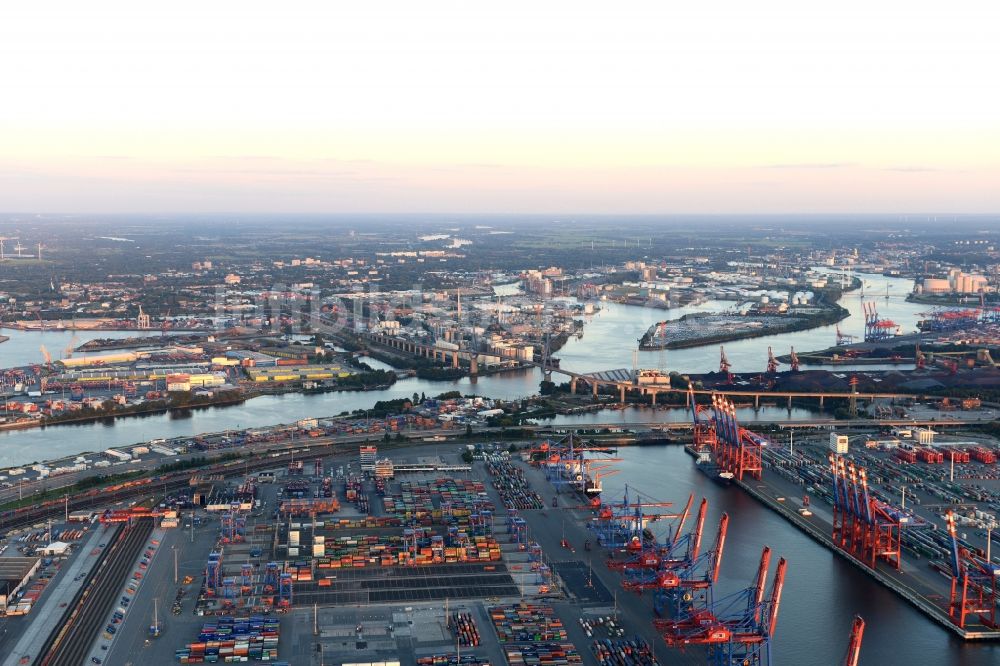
[602,447,999,666]
[0,273,927,465]
[0,275,995,663]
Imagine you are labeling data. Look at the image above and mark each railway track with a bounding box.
[40,517,154,666]
[1,439,359,533]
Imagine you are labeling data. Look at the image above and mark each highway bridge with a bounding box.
[364,330,916,407]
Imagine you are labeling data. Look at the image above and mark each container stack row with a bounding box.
[485,454,545,510]
[489,603,568,643]
[174,615,279,663]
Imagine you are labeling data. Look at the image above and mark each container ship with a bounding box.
[583,474,603,499]
[693,450,733,487]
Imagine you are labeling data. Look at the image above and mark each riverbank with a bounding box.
[75,332,209,351]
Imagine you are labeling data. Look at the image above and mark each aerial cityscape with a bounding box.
[2,3,999,666]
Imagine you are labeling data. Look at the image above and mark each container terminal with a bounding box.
[684,386,1000,640]
[0,397,997,664]
[0,418,817,666]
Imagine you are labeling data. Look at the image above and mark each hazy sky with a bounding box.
[2,1,998,214]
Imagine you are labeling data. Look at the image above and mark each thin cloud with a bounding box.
[205,155,283,161]
[757,163,853,169]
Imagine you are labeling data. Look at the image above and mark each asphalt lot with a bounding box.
[104,517,222,666]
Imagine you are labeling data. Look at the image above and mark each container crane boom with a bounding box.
[765,557,787,636]
[844,615,865,666]
[670,493,695,546]
[689,498,708,560]
[710,513,729,584]
[752,546,772,624]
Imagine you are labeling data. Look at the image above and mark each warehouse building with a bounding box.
[245,365,353,382]
[0,557,41,608]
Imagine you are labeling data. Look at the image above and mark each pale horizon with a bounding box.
[2,0,999,214]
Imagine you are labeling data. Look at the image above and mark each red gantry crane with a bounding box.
[766,346,780,374]
[830,455,925,570]
[711,395,765,482]
[688,385,718,454]
[789,346,800,372]
[946,511,999,630]
[719,346,733,384]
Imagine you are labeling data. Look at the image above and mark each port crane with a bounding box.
[711,395,765,482]
[594,487,689,550]
[606,494,698,569]
[788,347,800,372]
[835,324,856,346]
[650,512,729,617]
[657,546,787,666]
[862,301,897,342]
[719,346,733,383]
[765,347,779,374]
[687,388,765,482]
[616,498,708,590]
[945,511,998,630]
[843,615,865,666]
[830,455,926,570]
[687,385,718,454]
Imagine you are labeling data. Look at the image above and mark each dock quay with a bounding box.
[733,477,1000,640]
[683,437,1000,642]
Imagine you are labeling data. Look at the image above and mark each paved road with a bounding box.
[513,460,705,666]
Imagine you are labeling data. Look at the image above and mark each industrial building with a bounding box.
[0,557,41,608]
[245,365,352,382]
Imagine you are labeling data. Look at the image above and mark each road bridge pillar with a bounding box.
[754,394,760,410]
[452,352,459,368]
[470,356,478,375]
[592,382,599,399]
[570,378,577,394]
[819,395,825,410]
[620,385,626,403]
[651,390,657,406]
[787,396,793,410]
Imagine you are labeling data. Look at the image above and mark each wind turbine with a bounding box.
[0,237,17,260]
